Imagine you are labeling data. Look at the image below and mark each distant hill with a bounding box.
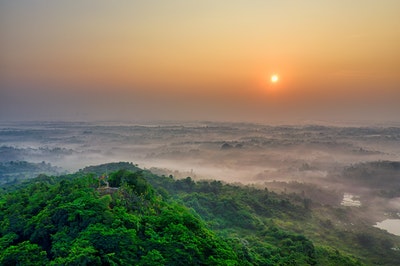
[79,162,141,175]
[0,161,65,185]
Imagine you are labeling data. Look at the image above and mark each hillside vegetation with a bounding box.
[1,162,399,265]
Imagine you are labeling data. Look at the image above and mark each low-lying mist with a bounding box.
[1,121,400,223]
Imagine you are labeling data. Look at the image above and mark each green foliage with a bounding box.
[0,170,239,265]
[79,162,140,176]
[139,249,167,266]
[143,165,400,265]
[3,163,397,265]
[0,241,49,265]
[315,246,363,266]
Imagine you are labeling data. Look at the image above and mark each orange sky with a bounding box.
[1,1,399,123]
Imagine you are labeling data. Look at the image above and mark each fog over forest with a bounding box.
[1,121,400,223]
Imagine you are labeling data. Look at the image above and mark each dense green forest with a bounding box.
[1,162,399,265]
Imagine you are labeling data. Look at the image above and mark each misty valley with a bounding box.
[2,0,399,264]
[1,121,400,265]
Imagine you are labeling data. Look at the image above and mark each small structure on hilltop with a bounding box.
[98,174,110,188]
[97,174,118,195]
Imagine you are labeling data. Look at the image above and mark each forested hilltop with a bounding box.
[1,162,399,265]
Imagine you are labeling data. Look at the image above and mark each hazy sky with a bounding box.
[1,1,399,123]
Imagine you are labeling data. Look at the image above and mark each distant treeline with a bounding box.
[342,161,400,197]
[0,161,64,185]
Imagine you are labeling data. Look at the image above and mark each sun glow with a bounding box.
[271,74,279,83]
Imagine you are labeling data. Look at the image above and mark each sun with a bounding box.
[271,74,279,83]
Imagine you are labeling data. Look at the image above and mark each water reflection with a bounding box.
[375,219,400,236]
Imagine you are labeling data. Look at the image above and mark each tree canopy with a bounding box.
[1,164,394,265]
